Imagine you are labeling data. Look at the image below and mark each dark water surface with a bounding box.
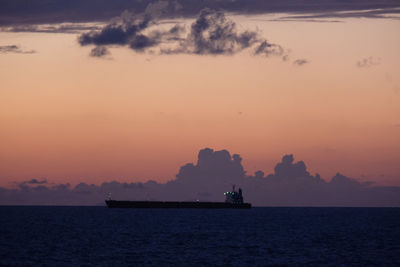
[0,207,399,266]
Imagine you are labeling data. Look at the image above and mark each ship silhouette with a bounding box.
[105,185,251,209]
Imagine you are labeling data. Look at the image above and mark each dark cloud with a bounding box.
[129,34,159,51]
[89,46,110,58]
[78,3,183,52]
[293,59,309,66]
[0,45,35,54]
[78,11,141,46]
[161,8,285,56]
[0,0,399,26]
[357,56,380,68]
[1,148,399,206]
[254,40,285,57]
[78,7,287,58]
[179,8,259,55]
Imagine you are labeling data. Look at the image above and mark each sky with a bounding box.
[0,0,400,202]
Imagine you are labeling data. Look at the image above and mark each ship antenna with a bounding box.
[232,184,235,192]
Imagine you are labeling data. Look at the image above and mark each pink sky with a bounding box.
[0,14,399,187]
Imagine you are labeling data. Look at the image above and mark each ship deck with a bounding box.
[105,200,251,209]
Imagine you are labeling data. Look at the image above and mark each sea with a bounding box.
[0,207,399,266]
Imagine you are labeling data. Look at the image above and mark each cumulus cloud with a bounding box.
[78,6,287,58]
[273,154,310,178]
[293,58,309,66]
[165,148,246,200]
[0,45,35,54]
[1,148,399,206]
[78,11,147,46]
[166,8,281,56]
[78,1,182,49]
[356,56,381,68]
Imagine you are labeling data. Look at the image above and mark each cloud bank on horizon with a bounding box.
[1,148,399,207]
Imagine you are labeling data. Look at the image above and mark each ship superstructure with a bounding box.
[224,185,244,204]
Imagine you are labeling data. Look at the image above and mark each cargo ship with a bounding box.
[105,186,251,209]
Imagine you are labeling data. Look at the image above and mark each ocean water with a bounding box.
[0,207,399,266]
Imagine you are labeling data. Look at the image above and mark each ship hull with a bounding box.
[105,200,251,209]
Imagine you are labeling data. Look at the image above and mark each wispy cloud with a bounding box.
[0,45,36,54]
[276,8,400,21]
[293,58,309,66]
[1,24,102,34]
[356,56,381,68]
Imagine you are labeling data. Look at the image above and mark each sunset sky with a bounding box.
[1,0,399,188]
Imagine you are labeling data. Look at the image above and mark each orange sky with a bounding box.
[1,15,399,187]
